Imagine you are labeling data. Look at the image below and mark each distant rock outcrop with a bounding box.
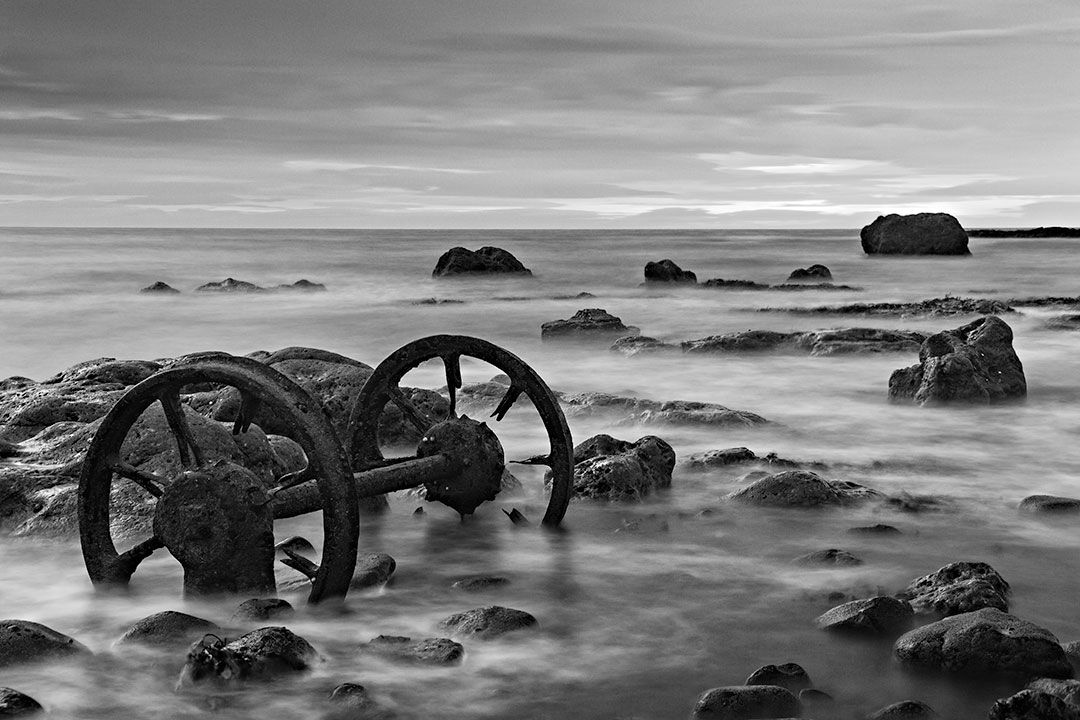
[432,246,532,277]
[786,264,832,282]
[969,226,1080,238]
[196,277,266,293]
[644,259,697,284]
[762,296,1012,317]
[140,281,180,294]
[861,212,970,255]
[541,308,640,342]
[889,316,1026,405]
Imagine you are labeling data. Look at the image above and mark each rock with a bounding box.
[179,626,318,686]
[989,689,1080,720]
[848,523,902,534]
[893,608,1072,680]
[452,575,510,592]
[702,278,770,290]
[726,470,879,507]
[681,447,758,470]
[1026,678,1080,707]
[971,227,1080,238]
[866,700,940,719]
[560,393,768,427]
[0,619,91,667]
[816,596,914,634]
[1042,314,1080,331]
[0,434,21,458]
[889,316,1026,405]
[690,684,800,719]
[770,281,861,291]
[275,279,326,291]
[861,213,970,255]
[681,328,925,355]
[541,308,640,342]
[570,434,675,501]
[786,264,833,282]
[195,277,266,292]
[1020,495,1080,513]
[432,246,532,277]
[763,296,1013,318]
[793,548,863,566]
[437,606,538,640]
[351,553,396,590]
[363,635,464,665]
[609,336,679,356]
[115,611,221,647]
[0,687,43,716]
[140,281,180,294]
[898,561,1010,616]
[744,662,811,693]
[326,682,391,720]
[231,599,295,623]
[644,259,697,284]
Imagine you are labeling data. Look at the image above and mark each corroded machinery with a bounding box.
[78,335,573,604]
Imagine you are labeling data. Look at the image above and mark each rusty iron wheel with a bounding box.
[346,335,574,526]
[77,353,359,604]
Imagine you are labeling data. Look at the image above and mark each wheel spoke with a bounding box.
[232,390,263,435]
[279,545,319,579]
[388,385,436,434]
[107,536,165,583]
[443,353,462,418]
[491,383,523,422]
[110,460,166,497]
[159,388,205,468]
[510,453,552,467]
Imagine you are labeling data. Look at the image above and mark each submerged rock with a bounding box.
[0,619,91,667]
[541,308,640,341]
[816,596,914,635]
[682,328,925,356]
[893,608,1071,680]
[744,662,811,693]
[570,434,675,501]
[786,264,833,282]
[866,700,940,719]
[761,296,1013,317]
[432,246,531,277]
[275,279,326,291]
[0,687,43,716]
[451,575,511,592]
[889,316,1026,405]
[644,259,697,284]
[691,685,800,719]
[1019,495,1080,513]
[140,281,180,294]
[609,336,679,357]
[898,561,1010,616]
[560,393,768,428]
[178,626,318,687]
[231,599,295,623]
[437,606,537,640]
[989,690,1080,720]
[363,635,464,665]
[861,212,970,255]
[701,278,770,290]
[351,553,396,590]
[726,470,879,507]
[116,610,221,648]
[793,548,862,566]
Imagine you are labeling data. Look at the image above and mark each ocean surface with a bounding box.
[1,227,1079,718]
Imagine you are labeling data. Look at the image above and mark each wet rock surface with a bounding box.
[893,608,1072,680]
[744,662,811,693]
[0,687,43,716]
[889,316,1026,405]
[609,335,680,356]
[644,259,697,283]
[0,619,91,667]
[701,277,770,290]
[363,635,464,665]
[196,277,266,293]
[437,606,538,640]
[432,246,531,277]
[179,626,318,686]
[569,434,675,501]
[560,393,768,427]
[786,264,832,282]
[690,684,801,719]
[1019,495,1080,513]
[541,308,640,341]
[1025,678,1080,707]
[115,610,222,647]
[231,599,295,623]
[140,281,180,293]
[726,470,880,507]
[898,561,1010,616]
[816,596,914,635]
[682,327,925,355]
[794,548,863,566]
[988,689,1080,720]
[866,700,940,719]
[861,212,970,255]
[351,552,397,590]
[760,296,1014,317]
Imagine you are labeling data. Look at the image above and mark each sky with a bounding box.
[1,1,1079,229]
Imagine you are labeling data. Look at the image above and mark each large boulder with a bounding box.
[893,608,1072,680]
[569,434,675,501]
[889,316,1026,405]
[178,626,318,687]
[115,610,221,648]
[690,685,800,719]
[861,213,970,255]
[437,606,537,640]
[0,620,91,667]
[432,246,532,277]
[898,561,1010,616]
[816,596,914,635]
[644,259,697,284]
[541,308,640,342]
[362,635,464,666]
[726,470,880,507]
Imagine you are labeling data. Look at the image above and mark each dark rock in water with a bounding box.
[726,470,880,507]
[744,662,811,693]
[412,297,466,305]
[898,561,1010,616]
[432,246,532,277]
[893,608,1071,679]
[326,683,383,720]
[644,259,697,284]
[275,535,316,559]
[816,596,914,634]
[799,688,834,714]
[786,264,833,282]
[769,281,860,291]
[570,434,675,501]
[702,277,770,290]
[116,611,221,647]
[848,523,902,534]
[232,599,295,623]
[989,689,1080,720]
[179,626,318,687]
[691,685,800,719]
[682,328,925,356]
[681,447,758,470]
[970,226,1080,238]
[0,687,43,716]
[609,336,679,357]
[437,606,537,640]
[763,296,1013,317]
[351,553,396,590]
[1020,495,1080,513]
[275,279,326,292]
[363,635,464,665]
[0,434,21,458]
[1026,678,1080,708]
[541,308,640,341]
[1043,314,1080,330]
[140,281,180,294]
[866,700,940,719]
[560,393,768,427]
[195,277,266,293]
[861,212,970,255]
[889,316,1026,405]
[793,548,862,566]
[0,619,92,667]
[452,575,511,592]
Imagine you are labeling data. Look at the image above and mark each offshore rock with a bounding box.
[726,470,880,507]
[195,277,266,292]
[989,689,1080,720]
[363,635,464,666]
[763,296,1013,317]
[1020,495,1080,513]
[432,246,532,277]
[541,308,640,342]
[570,434,675,501]
[889,316,1026,405]
[562,394,768,428]
[866,700,940,719]
[0,687,43,716]
[690,684,800,719]
[275,279,326,291]
[682,328,925,355]
[893,608,1072,680]
[861,212,970,255]
[115,611,221,648]
[140,281,180,294]
[0,619,92,667]
[793,548,863,566]
[701,277,770,290]
[816,596,914,635]
[437,606,538,640]
[644,259,697,283]
[744,662,811,693]
[609,336,679,357]
[898,561,1010,616]
[786,264,833,282]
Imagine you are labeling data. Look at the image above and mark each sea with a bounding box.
[1,227,1079,719]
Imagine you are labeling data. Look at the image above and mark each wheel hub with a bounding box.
[415,417,505,516]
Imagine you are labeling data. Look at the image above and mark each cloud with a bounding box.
[283,160,487,175]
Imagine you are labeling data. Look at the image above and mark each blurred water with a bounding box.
[1,227,1079,719]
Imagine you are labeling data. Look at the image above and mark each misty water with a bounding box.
[1,227,1079,719]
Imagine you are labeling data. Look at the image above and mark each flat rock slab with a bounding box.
[437,606,537,640]
[816,596,914,635]
[690,684,800,719]
[759,296,1013,317]
[451,576,511,592]
[116,611,221,648]
[898,561,1010,616]
[0,619,91,667]
[363,635,464,666]
[893,608,1072,680]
